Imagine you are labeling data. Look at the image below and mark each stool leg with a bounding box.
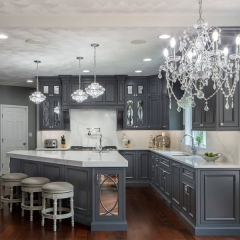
[53,199,57,231]
[21,191,25,217]
[41,197,46,227]
[16,187,20,206]
[10,187,13,213]
[59,199,62,222]
[1,185,4,209]
[70,197,74,227]
[30,191,33,221]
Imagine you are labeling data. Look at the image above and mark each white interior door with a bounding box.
[1,105,28,175]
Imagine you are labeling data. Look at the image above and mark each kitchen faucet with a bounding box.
[95,134,102,153]
[180,134,196,155]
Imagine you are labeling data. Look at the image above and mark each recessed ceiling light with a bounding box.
[131,40,146,44]
[159,34,171,39]
[25,39,41,44]
[143,58,152,61]
[0,34,8,39]
[135,70,142,73]
[27,80,33,83]
[82,70,90,73]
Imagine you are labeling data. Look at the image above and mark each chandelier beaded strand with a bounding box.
[29,60,46,104]
[85,44,105,98]
[159,0,240,112]
[71,57,89,103]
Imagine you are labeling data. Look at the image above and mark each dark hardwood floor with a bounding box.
[0,184,239,240]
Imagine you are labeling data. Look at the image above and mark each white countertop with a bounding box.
[118,147,240,169]
[36,148,70,151]
[7,150,128,168]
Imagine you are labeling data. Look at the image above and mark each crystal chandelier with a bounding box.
[159,0,240,112]
[85,44,105,98]
[71,57,88,103]
[29,60,46,104]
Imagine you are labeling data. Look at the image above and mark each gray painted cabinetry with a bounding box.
[121,150,240,236]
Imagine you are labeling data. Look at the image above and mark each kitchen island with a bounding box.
[7,150,128,231]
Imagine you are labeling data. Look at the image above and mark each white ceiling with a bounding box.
[0,0,240,87]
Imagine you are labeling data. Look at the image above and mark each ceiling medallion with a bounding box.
[71,57,89,103]
[159,0,240,112]
[29,60,46,104]
[85,44,105,98]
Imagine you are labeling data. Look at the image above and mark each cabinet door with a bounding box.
[182,178,196,224]
[137,151,149,181]
[124,97,134,129]
[125,79,146,97]
[119,151,136,181]
[161,93,169,130]
[217,80,240,130]
[147,80,160,97]
[159,167,171,198]
[171,161,182,212]
[41,82,61,97]
[149,153,155,184]
[192,98,203,130]
[134,97,147,129]
[147,97,161,129]
[154,164,160,188]
[39,97,62,130]
[104,82,117,104]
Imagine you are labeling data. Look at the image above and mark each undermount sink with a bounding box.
[171,153,191,156]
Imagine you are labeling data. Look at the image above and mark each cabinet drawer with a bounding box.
[182,167,195,182]
[160,157,170,168]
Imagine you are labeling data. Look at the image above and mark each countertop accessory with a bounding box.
[44,139,58,148]
[29,60,46,104]
[153,135,170,148]
[122,134,128,148]
[71,57,88,103]
[85,44,105,98]
[200,153,222,162]
[61,135,66,148]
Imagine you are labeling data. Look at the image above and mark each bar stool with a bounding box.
[41,182,74,231]
[1,173,28,212]
[21,177,50,221]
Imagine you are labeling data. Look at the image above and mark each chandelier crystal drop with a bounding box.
[85,44,105,98]
[71,57,88,103]
[159,0,240,111]
[29,60,46,104]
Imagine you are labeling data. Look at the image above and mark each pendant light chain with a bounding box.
[198,0,204,23]
[94,45,96,83]
[36,61,39,91]
[78,58,81,89]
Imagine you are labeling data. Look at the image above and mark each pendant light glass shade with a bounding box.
[29,60,46,104]
[71,57,89,103]
[85,44,105,98]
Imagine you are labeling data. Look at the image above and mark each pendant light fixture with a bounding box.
[159,0,240,111]
[71,57,88,103]
[85,44,105,98]
[29,60,46,104]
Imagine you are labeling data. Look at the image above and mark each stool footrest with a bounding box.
[42,207,72,220]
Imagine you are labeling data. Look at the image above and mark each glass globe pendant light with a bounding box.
[71,57,88,103]
[29,60,46,104]
[85,44,105,98]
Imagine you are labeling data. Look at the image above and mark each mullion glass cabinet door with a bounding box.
[125,98,134,129]
[42,99,51,129]
[135,97,146,129]
[53,99,62,129]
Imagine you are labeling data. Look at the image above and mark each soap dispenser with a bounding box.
[61,135,66,148]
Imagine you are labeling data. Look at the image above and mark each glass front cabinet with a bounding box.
[39,97,63,130]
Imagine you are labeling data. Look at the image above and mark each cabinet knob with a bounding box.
[220,123,224,126]
[148,126,150,128]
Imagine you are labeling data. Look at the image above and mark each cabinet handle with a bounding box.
[172,163,179,167]
[96,174,100,185]
[163,125,166,127]
[148,126,150,128]
[162,171,166,176]
[184,184,189,195]
[185,170,191,175]
[200,124,204,126]
[136,126,138,128]
[220,123,224,126]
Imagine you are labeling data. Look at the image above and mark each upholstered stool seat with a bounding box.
[21,177,50,221]
[1,173,28,212]
[41,182,74,232]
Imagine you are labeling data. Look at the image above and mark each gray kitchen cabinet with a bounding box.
[39,97,64,130]
[171,161,182,212]
[182,177,196,224]
[124,96,147,129]
[149,152,155,184]
[119,150,149,184]
[119,151,136,181]
[39,77,61,97]
[198,170,239,227]
[125,77,147,97]
[159,166,171,199]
